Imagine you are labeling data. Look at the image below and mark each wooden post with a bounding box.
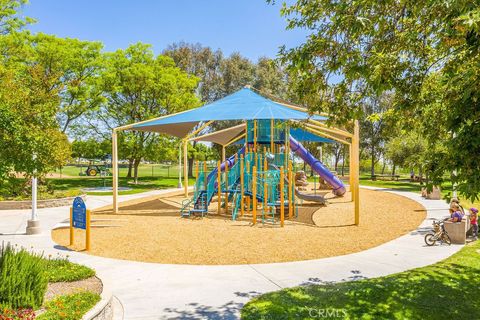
[353,120,360,225]
[280,166,285,227]
[217,160,221,214]
[112,130,118,213]
[252,166,257,225]
[222,145,226,163]
[253,120,257,152]
[183,140,188,197]
[86,209,91,251]
[270,118,274,152]
[349,143,354,202]
[225,157,229,214]
[288,161,293,219]
[69,207,74,245]
[240,155,244,216]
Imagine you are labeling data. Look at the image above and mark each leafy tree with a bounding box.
[359,93,396,177]
[386,130,427,177]
[71,138,110,161]
[89,43,199,182]
[0,0,33,35]
[254,57,287,98]
[164,42,224,103]
[0,2,70,183]
[30,34,105,133]
[0,57,71,180]
[275,1,480,201]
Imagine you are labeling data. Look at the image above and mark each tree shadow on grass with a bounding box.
[242,245,480,320]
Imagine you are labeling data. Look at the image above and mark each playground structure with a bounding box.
[110,87,360,226]
[180,119,347,226]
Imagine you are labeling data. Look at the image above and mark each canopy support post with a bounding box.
[178,143,182,188]
[353,120,360,225]
[183,139,188,197]
[349,143,353,202]
[112,130,119,213]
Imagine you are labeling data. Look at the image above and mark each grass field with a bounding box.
[48,176,194,196]
[51,164,181,178]
[241,239,480,319]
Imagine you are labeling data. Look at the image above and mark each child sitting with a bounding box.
[449,203,464,222]
[470,208,478,240]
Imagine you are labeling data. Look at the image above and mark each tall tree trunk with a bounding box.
[370,150,376,177]
[392,164,396,176]
[126,158,134,178]
[187,141,197,177]
[334,153,339,172]
[341,145,346,176]
[133,158,141,184]
[419,166,424,185]
[381,160,386,174]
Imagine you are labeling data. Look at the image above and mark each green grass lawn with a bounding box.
[47,176,194,197]
[357,175,479,208]
[241,240,480,320]
[52,164,181,178]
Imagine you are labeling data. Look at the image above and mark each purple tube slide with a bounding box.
[289,136,346,196]
[207,146,245,184]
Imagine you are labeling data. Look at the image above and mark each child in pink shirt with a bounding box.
[470,208,478,240]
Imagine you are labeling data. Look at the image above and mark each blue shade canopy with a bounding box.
[131,88,327,137]
[233,127,334,145]
[290,128,334,143]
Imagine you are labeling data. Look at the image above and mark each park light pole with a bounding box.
[26,153,41,235]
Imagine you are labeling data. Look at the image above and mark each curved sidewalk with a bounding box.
[0,187,461,319]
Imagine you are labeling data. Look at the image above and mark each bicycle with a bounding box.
[424,220,451,246]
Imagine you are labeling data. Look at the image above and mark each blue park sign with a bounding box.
[72,197,87,230]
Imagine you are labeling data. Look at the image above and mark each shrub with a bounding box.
[0,244,48,309]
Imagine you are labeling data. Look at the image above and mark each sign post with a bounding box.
[70,197,91,251]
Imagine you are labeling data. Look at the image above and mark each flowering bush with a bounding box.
[0,307,35,320]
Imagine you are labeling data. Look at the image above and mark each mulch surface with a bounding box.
[52,189,426,265]
[44,276,102,301]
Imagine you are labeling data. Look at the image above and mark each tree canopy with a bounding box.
[276,0,480,200]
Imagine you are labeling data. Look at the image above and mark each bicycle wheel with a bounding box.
[424,233,436,246]
[442,234,452,245]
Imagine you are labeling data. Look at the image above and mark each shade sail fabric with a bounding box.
[290,128,334,143]
[233,127,334,144]
[133,121,198,138]
[131,88,327,136]
[191,124,246,145]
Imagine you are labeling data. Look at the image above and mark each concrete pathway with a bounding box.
[0,187,462,319]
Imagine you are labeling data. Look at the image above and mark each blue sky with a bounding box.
[21,0,307,61]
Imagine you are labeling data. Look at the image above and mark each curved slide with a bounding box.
[294,188,327,204]
[268,162,327,204]
[289,136,346,196]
